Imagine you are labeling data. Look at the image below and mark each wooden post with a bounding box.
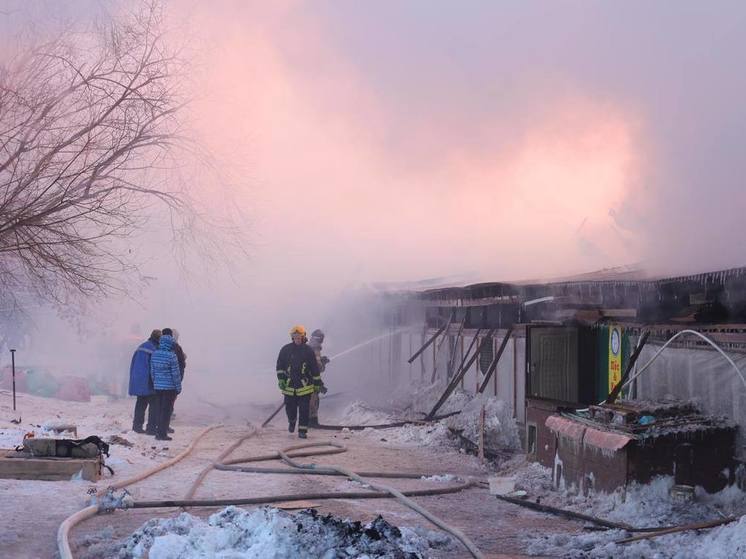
[478,404,485,461]
[430,314,455,383]
[512,336,517,419]
[420,326,426,381]
[478,327,514,394]
[425,328,495,420]
[446,318,466,380]
[407,322,447,364]
[408,333,413,381]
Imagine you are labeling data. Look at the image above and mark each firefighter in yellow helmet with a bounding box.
[276,325,321,438]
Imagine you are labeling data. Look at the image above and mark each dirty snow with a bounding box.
[345,383,520,454]
[421,474,456,482]
[443,393,521,450]
[0,427,25,448]
[85,506,454,559]
[374,421,455,447]
[527,517,746,559]
[331,400,396,426]
[503,457,746,558]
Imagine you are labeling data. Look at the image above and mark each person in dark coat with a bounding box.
[276,325,321,439]
[162,328,187,378]
[162,327,186,420]
[128,330,161,434]
[150,334,182,441]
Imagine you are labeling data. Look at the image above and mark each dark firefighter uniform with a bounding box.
[276,326,321,438]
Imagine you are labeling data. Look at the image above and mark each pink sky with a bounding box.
[183,1,646,288]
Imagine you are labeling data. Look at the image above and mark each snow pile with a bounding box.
[0,428,24,448]
[0,421,78,449]
[384,381,520,452]
[511,460,554,495]
[528,516,746,559]
[521,474,746,558]
[105,506,454,559]
[421,474,456,482]
[444,394,520,450]
[388,380,471,418]
[332,400,395,426]
[376,421,454,447]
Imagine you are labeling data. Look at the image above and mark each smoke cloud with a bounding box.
[3,1,745,408]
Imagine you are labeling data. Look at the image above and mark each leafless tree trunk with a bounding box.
[0,1,196,305]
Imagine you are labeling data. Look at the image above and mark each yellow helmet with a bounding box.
[290,325,307,337]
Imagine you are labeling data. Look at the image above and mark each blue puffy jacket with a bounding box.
[128,339,156,396]
[150,335,182,392]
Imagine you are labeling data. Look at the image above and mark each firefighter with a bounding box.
[276,325,321,439]
[308,329,330,427]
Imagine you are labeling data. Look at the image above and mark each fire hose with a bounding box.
[57,424,221,559]
[59,426,485,559]
[186,438,484,559]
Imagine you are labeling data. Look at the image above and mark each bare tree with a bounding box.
[0,1,195,305]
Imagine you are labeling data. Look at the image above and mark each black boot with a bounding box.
[288,422,295,433]
[298,431,307,439]
[132,425,145,434]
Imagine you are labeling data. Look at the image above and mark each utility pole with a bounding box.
[10,348,17,411]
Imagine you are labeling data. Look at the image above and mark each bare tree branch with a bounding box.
[0,0,199,305]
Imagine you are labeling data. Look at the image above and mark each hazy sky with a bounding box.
[4,1,746,388]
[182,0,746,281]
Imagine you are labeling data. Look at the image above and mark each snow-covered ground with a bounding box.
[497,455,746,558]
[331,382,521,454]
[15,382,746,557]
[83,506,455,558]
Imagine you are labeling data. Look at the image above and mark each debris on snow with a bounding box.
[374,421,455,447]
[443,393,520,451]
[421,474,456,482]
[0,428,25,448]
[509,465,746,558]
[84,506,455,559]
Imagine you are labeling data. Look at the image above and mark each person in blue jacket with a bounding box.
[150,334,182,441]
[128,330,161,434]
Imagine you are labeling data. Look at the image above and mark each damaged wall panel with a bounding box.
[636,344,746,456]
[537,401,736,494]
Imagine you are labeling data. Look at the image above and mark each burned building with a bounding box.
[384,266,746,493]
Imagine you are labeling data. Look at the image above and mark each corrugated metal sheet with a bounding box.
[545,415,585,442]
[583,426,633,451]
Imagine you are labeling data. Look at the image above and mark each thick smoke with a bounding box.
[3,1,745,410]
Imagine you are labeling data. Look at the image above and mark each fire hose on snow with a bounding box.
[58,425,485,559]
[57,424,221,559]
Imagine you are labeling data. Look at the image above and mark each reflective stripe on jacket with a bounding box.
[276,341,320,396]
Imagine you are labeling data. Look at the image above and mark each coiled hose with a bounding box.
[57,424,221,559]
[60,427,484,559]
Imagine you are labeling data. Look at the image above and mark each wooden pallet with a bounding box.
[0,449,101,481]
